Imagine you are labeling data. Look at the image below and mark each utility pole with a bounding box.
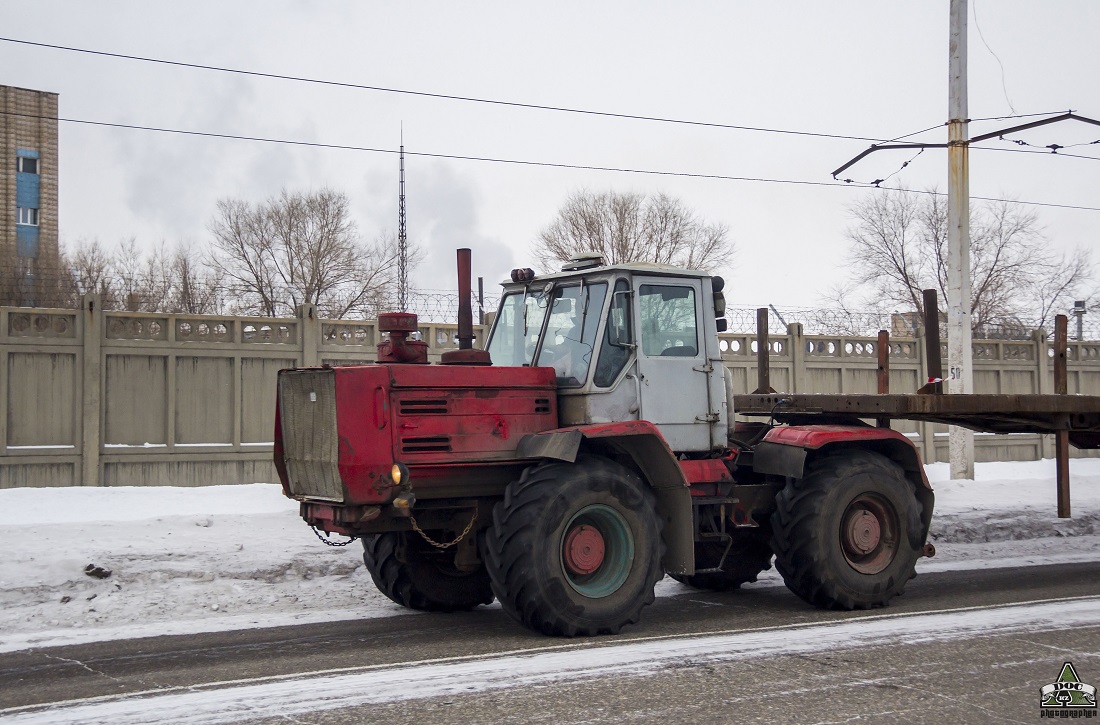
[947,0,975,479]
[832,11,1100,479]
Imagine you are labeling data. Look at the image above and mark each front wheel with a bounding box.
[484,457,664,636]
[770,450,924,610]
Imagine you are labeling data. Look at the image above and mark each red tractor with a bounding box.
[275,250,933,636]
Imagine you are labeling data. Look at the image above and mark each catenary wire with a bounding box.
[972,0,1016,115]
[0,37,895,143]
[867,111,1086,146]
[838,141,1100,186]
[0,36,1078,147]
[0,110,866,189]
[2,109,1098,212]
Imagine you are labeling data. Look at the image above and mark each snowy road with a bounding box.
[2,565,1098,724]
[0,458,1097,722]
[0,459,1097,654]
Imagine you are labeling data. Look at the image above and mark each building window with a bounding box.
[16,207,39,226]
[17,157,39,174]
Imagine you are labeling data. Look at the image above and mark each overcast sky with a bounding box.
[1,1,1098,309]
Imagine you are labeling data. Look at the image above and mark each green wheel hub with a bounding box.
[561,504,634,598]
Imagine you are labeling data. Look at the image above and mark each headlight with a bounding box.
[391,462,410,486]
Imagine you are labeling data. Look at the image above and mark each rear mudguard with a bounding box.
[753,425,934,540]
[516,421,694,576]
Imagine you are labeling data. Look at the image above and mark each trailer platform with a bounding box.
[734,393,1100,449]
[736,307,1094,518]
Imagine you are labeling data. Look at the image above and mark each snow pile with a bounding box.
[925,460,1100,543]
[0,484,391,652]
[0,461,1097,652]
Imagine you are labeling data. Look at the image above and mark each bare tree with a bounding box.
[0,251,71,308]
[534,190,733,274]
[110,238,178,312]
[171,243,224,314]
[839,188,1093,336]
[59,238,227,314]
[208,188,405,319]
[0,260,37,307]
[207,197,280,316]
[66,238,117,307]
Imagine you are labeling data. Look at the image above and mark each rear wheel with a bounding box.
[362,531,494,612]
[670,535,773,592]
[484,457,664,636]
[769,450,924,610]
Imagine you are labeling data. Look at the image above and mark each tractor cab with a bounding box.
[485,256,730,452]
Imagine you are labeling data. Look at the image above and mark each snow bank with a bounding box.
[0,482,297,526]
[926,459,1100,543]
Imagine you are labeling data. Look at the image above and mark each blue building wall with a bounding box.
[15,149,41,259]
[16,224,39,258]
[15,171,40,208]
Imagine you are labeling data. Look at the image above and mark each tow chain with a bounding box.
[310,508,479,550]
[410,508,478,550]
[311,525,358,547]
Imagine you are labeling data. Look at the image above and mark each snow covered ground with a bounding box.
[0,459,1097,654]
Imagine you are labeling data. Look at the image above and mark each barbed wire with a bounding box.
[403,289,502,324]
[3,276,1097,340]
[725,306,1098,340]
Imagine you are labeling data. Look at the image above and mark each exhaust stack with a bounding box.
[441,248,492,365]
[457,248,474,350]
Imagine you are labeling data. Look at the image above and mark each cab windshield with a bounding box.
[486,286,551,367]
[486,281,608,386]
[536,283,607,386]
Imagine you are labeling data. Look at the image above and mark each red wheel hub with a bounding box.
[840,494,898,575]
[843,509,882,555]
[563,524,605,575]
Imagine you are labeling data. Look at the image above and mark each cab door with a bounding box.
[632,277,715,452]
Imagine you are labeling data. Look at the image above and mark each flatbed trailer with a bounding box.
[734,393,1100,447]
[735,304,1100,518]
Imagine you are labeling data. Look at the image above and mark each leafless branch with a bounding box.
[534,189,734,274]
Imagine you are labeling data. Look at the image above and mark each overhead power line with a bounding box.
[831,112,1100,187]
[881,186,1100,213]
[0,36,1073,147]
[0,109,853,188]
[972,0,1017,115]
[2,109,1097,212]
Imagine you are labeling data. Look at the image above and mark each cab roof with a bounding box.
[499,261,711,291]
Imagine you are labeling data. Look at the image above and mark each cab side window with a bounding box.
[639,284,698,357]
[594,279,632,387]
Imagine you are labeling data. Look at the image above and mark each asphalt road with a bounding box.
[2,562,1099,723]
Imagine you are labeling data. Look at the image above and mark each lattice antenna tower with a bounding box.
[398,127,408,311]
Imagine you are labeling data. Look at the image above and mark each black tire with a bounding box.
[670,535,773,592]
[484,456,664,637]
[362,532,494,612]
[769,449,924,610]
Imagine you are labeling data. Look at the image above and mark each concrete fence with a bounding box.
[1,296,485,488]
[4,300,1099,488]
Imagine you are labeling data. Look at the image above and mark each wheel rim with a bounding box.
[840,493,898,574]
[561,504,633,598]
